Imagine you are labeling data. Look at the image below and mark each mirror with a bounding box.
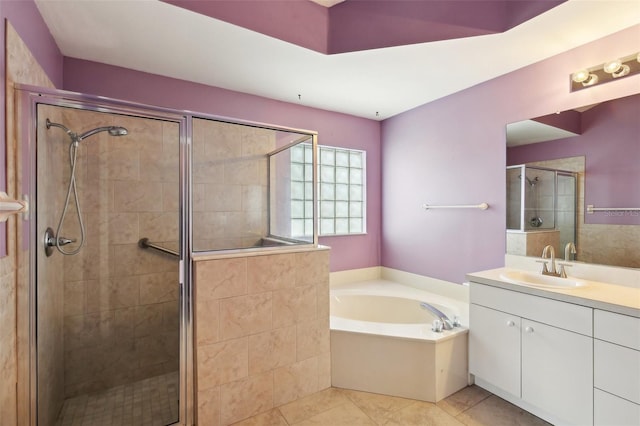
[506,93,640,269]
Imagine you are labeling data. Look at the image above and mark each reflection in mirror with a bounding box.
[506,93,640,268]
[506,165,577,259]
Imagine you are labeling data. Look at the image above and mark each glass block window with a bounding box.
[290,144,366,236]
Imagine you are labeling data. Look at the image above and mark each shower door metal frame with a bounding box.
[16,85,194,426]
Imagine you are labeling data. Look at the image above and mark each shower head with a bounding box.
[77,125,128,141]
[518,174,539,187]
[46,118,128,144]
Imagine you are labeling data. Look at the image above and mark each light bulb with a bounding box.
[604,59,622,74]
[572,70,598,86]
[572,69,590,83]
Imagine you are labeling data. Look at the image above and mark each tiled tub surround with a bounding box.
[48,107,181,398]
[194,247,330,425]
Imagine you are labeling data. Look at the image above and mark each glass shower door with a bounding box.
[35,104,181,426]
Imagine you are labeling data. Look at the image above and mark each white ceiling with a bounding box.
[506,120,580,147]
[35,0,640,120]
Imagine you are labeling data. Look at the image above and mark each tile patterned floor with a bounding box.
[55,371,179,426]
[55,378,551,426]
[231,385,552,426]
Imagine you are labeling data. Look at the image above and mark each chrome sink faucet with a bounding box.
[540,245,559,276]
[565,242,577,261]
[539,244,573,278]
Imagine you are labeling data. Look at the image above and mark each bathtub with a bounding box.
[330,280,469,402]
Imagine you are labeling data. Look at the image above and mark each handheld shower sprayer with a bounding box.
[44,118,128,256]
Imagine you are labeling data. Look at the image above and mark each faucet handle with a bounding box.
[557,262,572,278]
[535,259,549,274]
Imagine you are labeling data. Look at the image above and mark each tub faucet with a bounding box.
[540,245,560,277]
[420,302,454,330]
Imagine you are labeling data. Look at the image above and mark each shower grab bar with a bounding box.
[587,204,640,214]
[423,202,489,211]
[138,238,179,258]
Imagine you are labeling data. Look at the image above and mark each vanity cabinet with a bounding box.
[593,310,640,426]
[521,318,592,425]
[469,282,593,425]
[469,304,520,396]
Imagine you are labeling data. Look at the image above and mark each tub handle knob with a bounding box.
[432,320,443,333]
[506,320,515,327]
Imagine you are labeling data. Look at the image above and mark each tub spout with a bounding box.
[420,302,453,330]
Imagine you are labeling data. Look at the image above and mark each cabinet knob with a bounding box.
[525,326,534,333]
[506,320,515,327]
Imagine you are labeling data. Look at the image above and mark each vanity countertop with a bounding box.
[467,267,640,318]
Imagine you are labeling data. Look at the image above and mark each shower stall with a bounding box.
[506,164,577,258]
[15,86,317,425]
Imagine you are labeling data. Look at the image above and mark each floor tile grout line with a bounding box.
[451,391,494,419]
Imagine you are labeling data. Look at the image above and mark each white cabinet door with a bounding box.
[594,388,640,426]
[469,304,521,397]
[522,319,593,426]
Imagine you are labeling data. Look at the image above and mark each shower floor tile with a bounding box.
[55,371,180,426]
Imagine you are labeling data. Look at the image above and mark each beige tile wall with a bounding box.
[52,108,181,397]
[192,119,273,251]
[194,248,330,425]
[6,23,59,425]
[34,104,67,425]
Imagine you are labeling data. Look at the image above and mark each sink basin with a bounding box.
[499,270,588,289]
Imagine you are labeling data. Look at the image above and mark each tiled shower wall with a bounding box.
[6,23,60,425]
[35,105,67,424]
[194,248,330,425]
[192,118,273,251]
[54,108,181,397]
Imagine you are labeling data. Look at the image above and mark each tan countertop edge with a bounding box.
[192,244,330,262]
[467,267,640,318]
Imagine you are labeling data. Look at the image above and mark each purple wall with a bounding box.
[381,25,640,284]
[0,0,63,257]
[63,59,381,272]
[508,94,640,225]
[162,0,328,54]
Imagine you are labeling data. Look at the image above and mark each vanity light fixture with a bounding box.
[570,52,640,92]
